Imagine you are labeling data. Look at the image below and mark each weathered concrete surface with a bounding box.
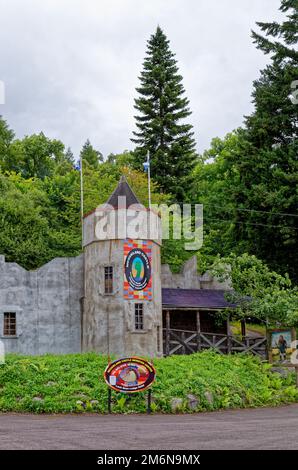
[0,248,230,357]
[0,203,230,357]
[161,255,232,290]
[82,201,163,357]
[83,238,162,357]
[0,255,83,355]
[161,256,201,289]
[0,250,229,357]
[0,405,297,449]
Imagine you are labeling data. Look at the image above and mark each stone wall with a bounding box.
[0,250,230,357]
[161,255,232,290]
[82,239,163,357]
[0,255,83,355]
[82,204,163,358]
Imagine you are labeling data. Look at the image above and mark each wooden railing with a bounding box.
[163,328,267,358]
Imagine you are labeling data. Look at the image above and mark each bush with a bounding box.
[0,351,297,413]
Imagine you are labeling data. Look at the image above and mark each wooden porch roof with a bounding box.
[162,288,235,310]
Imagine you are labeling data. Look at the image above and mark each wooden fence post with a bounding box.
[165,310,170,357]
[241,319,246,341]
[227,334,232,354]
[226,313,231,354]
[196,311,201,352]
[265,328,271,362]
[181,331,186,355]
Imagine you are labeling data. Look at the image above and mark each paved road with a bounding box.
[0,405,297,450]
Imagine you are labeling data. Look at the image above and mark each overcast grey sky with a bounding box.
[0,0,282,158]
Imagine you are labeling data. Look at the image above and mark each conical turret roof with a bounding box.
[105,175,142,209]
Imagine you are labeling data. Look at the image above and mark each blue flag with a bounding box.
[143,153,150,172]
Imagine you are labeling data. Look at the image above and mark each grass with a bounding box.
[230,321,266,336]
[0,351,297,414]
[231,322,298,339]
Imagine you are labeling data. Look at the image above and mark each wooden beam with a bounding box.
[226,313,230,335]
[241,319,246,340]
[165,310,170,357]
[169,330,196,354]
[181,331,186,354]
[227,313,231,354]
[196,310,201,352]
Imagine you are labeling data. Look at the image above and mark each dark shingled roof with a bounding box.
[106,175,142,209]
[162,288,235,309]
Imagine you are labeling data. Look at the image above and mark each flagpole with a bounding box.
[147,150,151,210]
[80,155,84,248]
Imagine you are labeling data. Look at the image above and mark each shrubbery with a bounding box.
[0,351,297,414]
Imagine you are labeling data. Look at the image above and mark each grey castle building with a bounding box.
[0,177,231,356]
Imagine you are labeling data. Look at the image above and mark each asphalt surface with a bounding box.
[0,405,297,450]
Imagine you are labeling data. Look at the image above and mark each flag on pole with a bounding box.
[143,152,150,172]
[74,157,84,247]
[143,151,151,209]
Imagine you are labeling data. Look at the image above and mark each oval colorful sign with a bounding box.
[104,357,156,393]
[124,248,151,291]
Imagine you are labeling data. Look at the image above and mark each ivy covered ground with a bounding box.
[0,351,297,414]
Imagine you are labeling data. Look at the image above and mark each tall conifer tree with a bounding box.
[80,139,103,169]
[131,26,197,200]
[226,0,298,279]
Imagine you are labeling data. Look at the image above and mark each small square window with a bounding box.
[135,303,144,330]
[3,312,16,336]
[104,266,113,294]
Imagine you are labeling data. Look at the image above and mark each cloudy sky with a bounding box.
[0,0,282,158]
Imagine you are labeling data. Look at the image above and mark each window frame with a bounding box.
[104,265,114,294]
[134,303,144,331]
[3,312,17,337]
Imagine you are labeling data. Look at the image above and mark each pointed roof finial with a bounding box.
[105,175,142,209]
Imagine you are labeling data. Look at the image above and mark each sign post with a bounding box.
[147,388,152,414]
[104,357,156,413]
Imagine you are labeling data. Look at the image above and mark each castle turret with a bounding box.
[82,176,162,357]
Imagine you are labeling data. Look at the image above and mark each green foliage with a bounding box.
[0,116,14,161]
[161,237,195,273]
[213,253,298,327]
[0,2,297,287]
[0,171,82,268]
[6,133,67,179]
[0,129,171,269]
[191,132,244,266]
[0,173,52,269]
[224,2,298,280]
[231,321,266,337]
[79,139,103,169]
[189,2,298,281]
[131,26,197,201]
[0,352,296,414]
[252,0,298,61]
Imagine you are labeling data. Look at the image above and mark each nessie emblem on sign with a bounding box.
[124,248,151,291]
[123,240,153,301]
[104,357,156,393]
